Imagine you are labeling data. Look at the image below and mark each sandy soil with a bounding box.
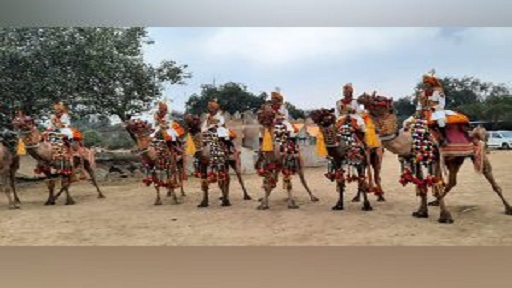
[1,150,512,246]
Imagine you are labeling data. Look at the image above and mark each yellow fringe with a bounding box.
[316,130,328,157]
[185,133,197,156]
[262,128,274,152]
[17,139,26,156]
[362,114,381,147]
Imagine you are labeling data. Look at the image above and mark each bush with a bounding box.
[104,130,135,150]
[83,130,103,147]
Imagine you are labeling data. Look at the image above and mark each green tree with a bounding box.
[0,27,191,122]
[82,130,103,148]
[185,82,267,115]
[393,96,416,124]
[285,102,306,120]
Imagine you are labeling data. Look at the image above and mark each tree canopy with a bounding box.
[0,27,191,121]
[185,82,306,119]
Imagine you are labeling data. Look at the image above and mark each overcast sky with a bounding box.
[142,27,512,112]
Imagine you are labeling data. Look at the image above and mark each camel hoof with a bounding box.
[45,201,56,206]
[505,208,512,215]
[438,218,454,224]
[428,200,440,206]
[244,195,252,200]
[154,200,163,206]
[197,203,209,208]
[362,205,373,211]
[376,196,386,202]
[310,196,320,202]
[221,200,232,207]
[288,204,299,209]
[412,211,429,218]
[98,194,106,199]
[257,205,269,210]
[331,205,344,211]
[65,199,76,206]
[9,205,21,210]
[351,197,360,203]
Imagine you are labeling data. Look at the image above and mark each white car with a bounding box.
[486,130,512,150]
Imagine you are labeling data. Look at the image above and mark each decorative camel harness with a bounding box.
[255,108,300,188]
[324,114,367,184]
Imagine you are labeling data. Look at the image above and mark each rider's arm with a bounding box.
[432,90,446,110]
[215,112,225,126]
[60,113,71,127]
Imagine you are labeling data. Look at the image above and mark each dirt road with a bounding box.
[1,151,512,246]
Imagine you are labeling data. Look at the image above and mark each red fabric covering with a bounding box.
[446,124,472,144]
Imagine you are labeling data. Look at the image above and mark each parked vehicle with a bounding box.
[486,130,512,150]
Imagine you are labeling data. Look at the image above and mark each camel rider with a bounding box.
[151,101,185,153]
[336,83,366,140]
[0,105,18,154]
[201,100,237,153]
[270,88,298,140]
[49,102,83,149]
[412,70,469,145]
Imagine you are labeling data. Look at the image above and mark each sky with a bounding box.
[142,27,512,113]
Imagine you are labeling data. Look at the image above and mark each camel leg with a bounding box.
[84,160,106,199]
[332,180,345,211]
[220,174,232,207]
[9,169,21,205]
[169,187,181,205]
[412,186,429,218]
[373,148,386,202]
[434,158,464,223]
[45,179,57,205]
[481,157,512,215]
[230,159,251,200]
[2,175,20,209]
[352,189,361,202]
[54,186,66,200]
[63,178,75,205]
[359,166,373,211]
[297,156,319,202]
[179,160,186,197]
[154,185,163,206]
[257,171,277,210]
[284,176,299,209]
[198,178,209,208]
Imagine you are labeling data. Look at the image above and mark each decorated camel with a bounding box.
[125,118,187,206]
[360,93,512,223]
[254,95,319,210]
[184,114,235,207]
[310,108,374,211]
[13,115,105,205]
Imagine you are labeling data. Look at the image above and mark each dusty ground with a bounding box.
[1,150,512,246]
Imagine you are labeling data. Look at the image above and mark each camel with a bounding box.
[0,142,21,209]
[310,108,373,211]
[254,103,319,210]
[185,114,252,204]
[125,119,186,205]
[360,94,512,223]
[13,115,105,205]
[185,114,250,207]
